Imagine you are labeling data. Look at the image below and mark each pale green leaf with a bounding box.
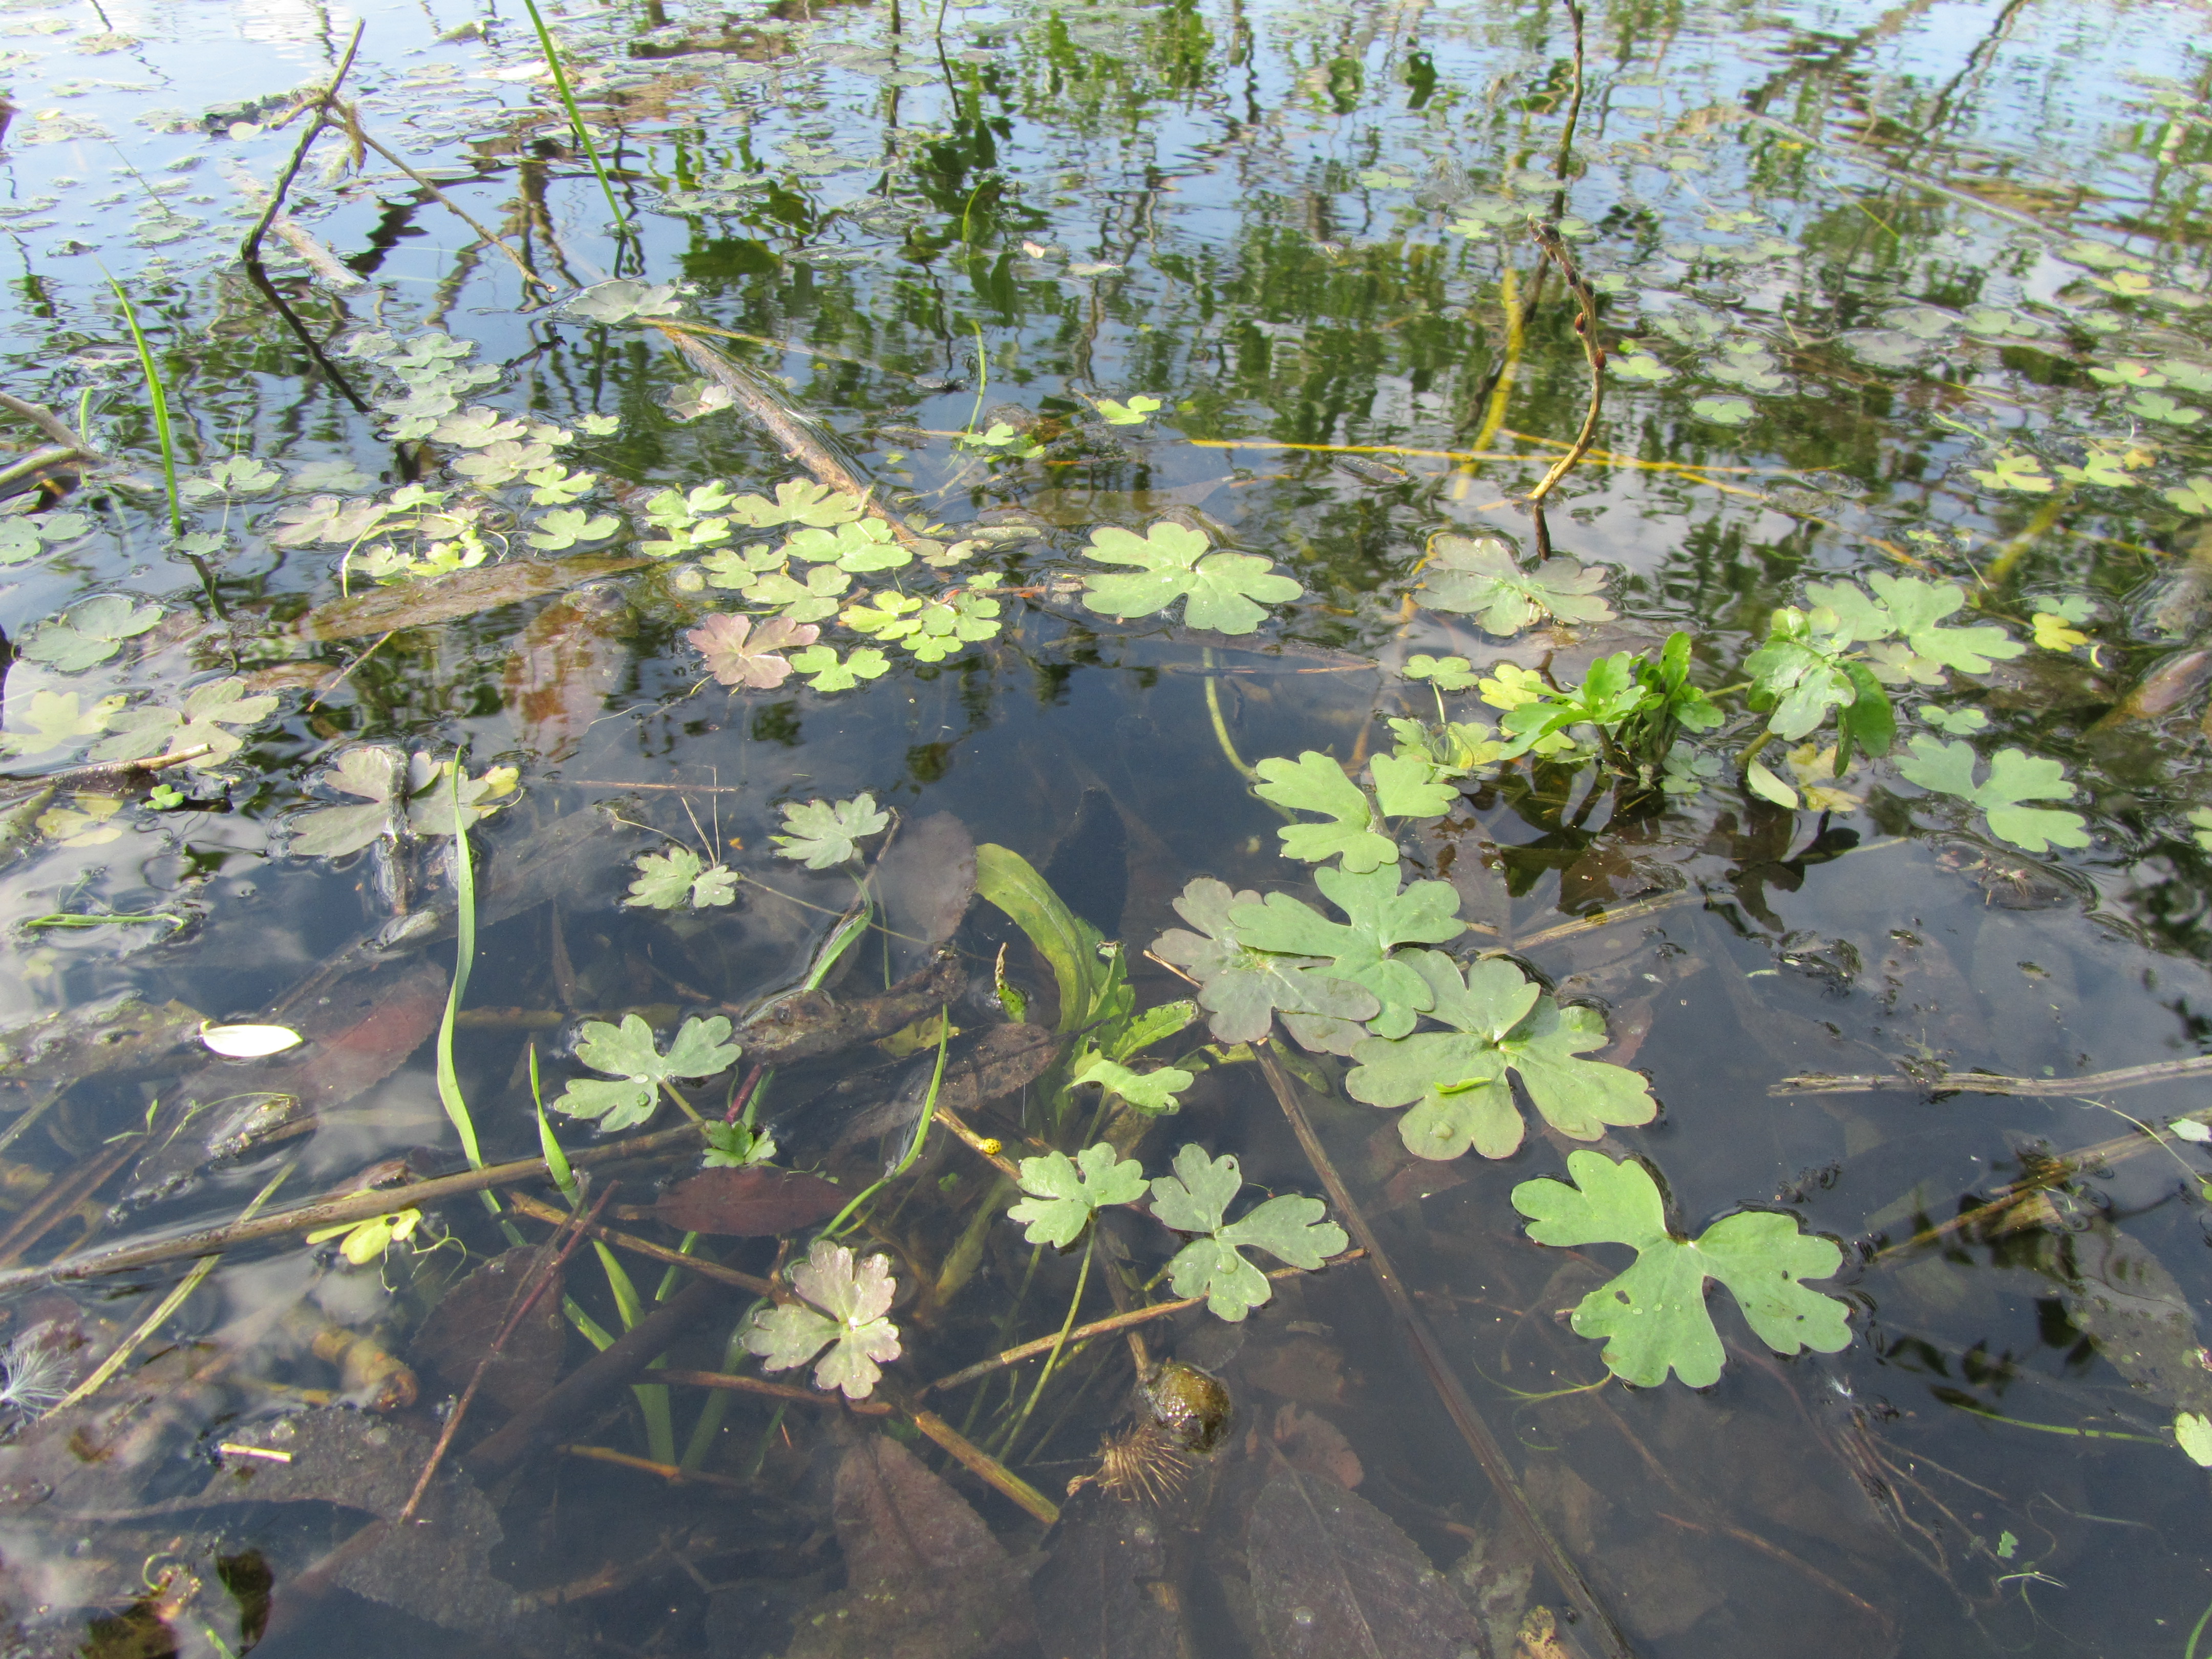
[1512,1151,1851,1387]
[1229,864,1464,1039]
[1007,1143,1148,1246]
[1150,877,1380,1050]
[1253,751,1396,872]
[1419,533,1614,633]
[773,793,890,868]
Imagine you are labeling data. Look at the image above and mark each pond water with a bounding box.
[2,0,2211,1653]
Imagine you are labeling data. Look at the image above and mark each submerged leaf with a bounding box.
[1248,1471,1487,1659]
[20,595,162,672]
[653,1167,846,1234]
[743,1240,902,1397]
[1511,1151,1851,1386]
[1419,533,1614,633]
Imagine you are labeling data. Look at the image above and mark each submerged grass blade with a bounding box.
[436,759,502,1222]
[106,275,181,536]
[518,0,629,237]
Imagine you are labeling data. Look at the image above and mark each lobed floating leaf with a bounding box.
[1346,951,1655,1160]
[1511,1151,1851,1387]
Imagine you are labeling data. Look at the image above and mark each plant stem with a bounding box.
[435,759,496,1221]
[1000,1229,1092,1452]
[106,276,180,536]
[519,0,630,237]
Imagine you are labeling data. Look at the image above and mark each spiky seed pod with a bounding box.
[1069,1421,1193,1505]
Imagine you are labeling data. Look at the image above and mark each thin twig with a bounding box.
[340,113,552,294]
[1774,1052,2212,1098]
[0,1121,706,1294]
[241,19,366,269]
[2,743,214,796]
[555,1443,755,1489]
[933,1099,1023,1182]
[919,1252,1365,1394]
[660,1368,892,1413]
[1524,220,1604,507]
[506,1190,776,1295]
[0,446,89,495]
[1255,1043,1637,1659]
[0,392,97,455]
[651,324,928,552]
[398,1183,611,1523]
[908,1406,1060,1525]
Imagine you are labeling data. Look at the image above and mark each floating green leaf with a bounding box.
[729,479,867,529]
[1690,395,1755,426]
[92,677,277,765]
[1511,1151,1851,1387]
[786,644,890,692]
[20,596,162,673]
[1253,752,1395,872]
[1403,653,1478,691]
[1865,575,2022,674]
[1080,521,1303,635]
[1007,1143,1148,1247]
[1096,394,1162,425]
[1147,1145,1348,1321]
[1151,877,1381,1052]
[554,1013,743,1131]
[1895,735,2090,853]
[625,845,739,910]
[178,455,280,501]
[1745,607,1860,740]
[1347,951,1655,1160]
[773,793,890,868]
[742,1240,901,1398]
[1230,863,1464,1039]
[1368,752,1457,819]
[566,279,687,324]
[1967,450,2055,493]
[1418,533,1614,633]
[526,507,619,550]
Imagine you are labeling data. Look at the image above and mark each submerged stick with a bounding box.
[1256,1043,1637,1659]
[0,393,97,456]
[1774,1052,2212,1098]
[399,1185,610,1523]
[908,1406,1060,1526]
[0,1121,706,1294]
[651,324,930,553]
[507,1190,776,1295]
[919,1253,1364,1395]
[466,1272,733,1476]
[661,1368,891,1413]
[1524,220,1605,509]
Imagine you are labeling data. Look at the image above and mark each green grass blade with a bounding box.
[106,275,181,536]
[518,0,629,236]
[436,759,490,1189]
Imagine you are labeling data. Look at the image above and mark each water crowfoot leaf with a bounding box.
[1150,878,1381,1050]
[1511,1151,1851,1387]
[0,690,126,758]
[1403,653,1478,691]
[1895,735,2090,853]
[1346,951,1655,1160]
[786,644,890,692]
[1367,752,1457,819]
[1417,533,1614,633]
[742,1240,901,1398]
[20,596,162,672]
[774,793,890,868]
[1007,1143,1148,1247]
[565,279,687,325]
[553,1014,743,1131]
[624,845,738,910]
[1864,575,2023,674]
[688,612,819,689]
[1080,521,1303,635]
[1253,752,1396,871]
[1229,864,1463,1039]
[525,507,619,550]
[92,677,278,764]
[1147,1145,1348,1321]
